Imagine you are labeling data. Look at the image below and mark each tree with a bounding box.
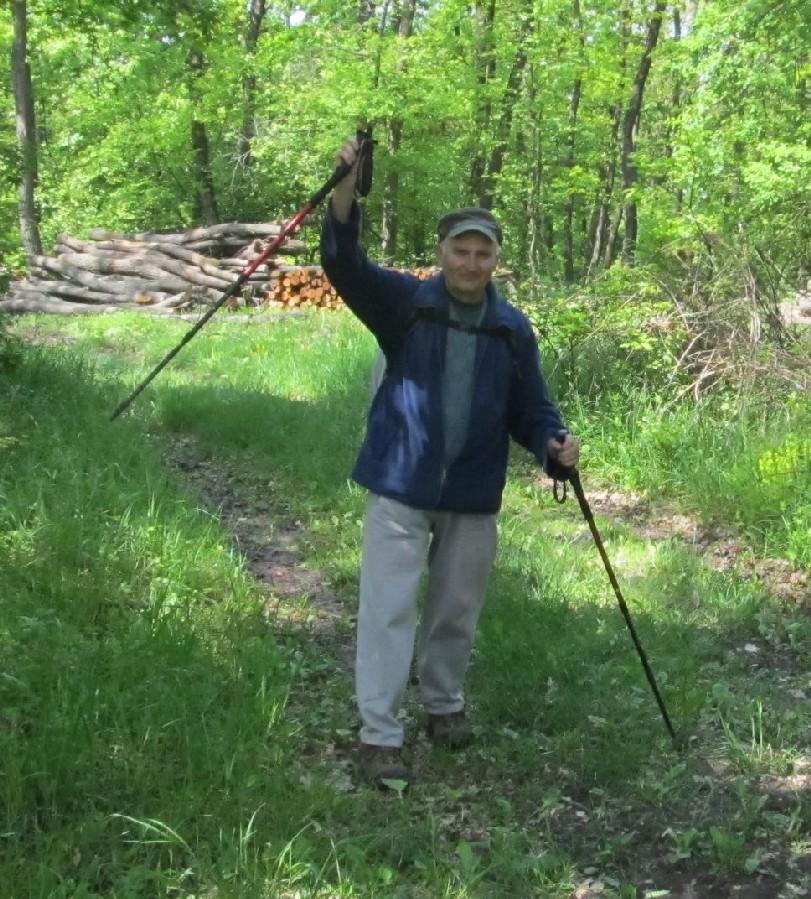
[10,0,40,255]
[561,0,585,282]
[188,45,219,226]
[0,0,808,295]
[237,0,267,168]
[618,0,666,264]
[378,0,414,260]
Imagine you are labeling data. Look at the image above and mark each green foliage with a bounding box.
[521,266,686,403]
[0,0,806,300]
[757,435,811,485]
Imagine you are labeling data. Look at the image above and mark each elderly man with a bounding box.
[321,136,579,788]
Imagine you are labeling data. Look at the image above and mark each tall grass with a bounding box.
[560,389,811,565]
[529,275,811,565]
[0,344,302,896]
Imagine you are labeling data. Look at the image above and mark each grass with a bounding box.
[2,309,811,897]
[562,387,811,567]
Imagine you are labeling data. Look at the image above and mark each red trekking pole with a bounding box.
[110,130,374,421]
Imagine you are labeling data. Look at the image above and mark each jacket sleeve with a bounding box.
[320,200,420,354]
[507,323,566,474]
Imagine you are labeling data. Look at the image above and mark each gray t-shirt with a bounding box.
[442,296,486,466]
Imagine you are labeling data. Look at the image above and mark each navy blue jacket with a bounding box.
[321,204,565,514]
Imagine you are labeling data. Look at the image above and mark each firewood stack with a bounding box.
[0,223,308,315]
[266,265,341,309]
[0,222,447,316]
[265,265,441,310]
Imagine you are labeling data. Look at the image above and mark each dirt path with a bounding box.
[576,486,809,606]
[166,436,354,665]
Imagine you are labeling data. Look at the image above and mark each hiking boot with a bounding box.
[426,710,473,750]
[358,743,412,789]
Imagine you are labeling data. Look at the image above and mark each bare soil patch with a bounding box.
[578,487,809,606]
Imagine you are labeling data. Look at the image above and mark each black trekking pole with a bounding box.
[110,130,375,421]
[551,439,679,748]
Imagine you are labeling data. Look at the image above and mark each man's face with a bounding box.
[437,231,499,304]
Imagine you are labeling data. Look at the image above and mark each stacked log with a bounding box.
[267,266,341,309]
[0,222,307,315]
[264,265,441,309]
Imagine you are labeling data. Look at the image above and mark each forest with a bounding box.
[2,1,811,897]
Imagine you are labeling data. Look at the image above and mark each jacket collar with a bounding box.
[415,274,514,329]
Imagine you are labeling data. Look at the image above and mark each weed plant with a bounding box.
[3,310,810,897]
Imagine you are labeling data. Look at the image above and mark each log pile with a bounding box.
[0,220,447,316]
[0,223,308,315]
[264,265,440,310]
[267,265,342,309]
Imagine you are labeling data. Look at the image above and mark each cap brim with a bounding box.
[443,222,500,244]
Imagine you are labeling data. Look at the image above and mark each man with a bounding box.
[321,135,579,788]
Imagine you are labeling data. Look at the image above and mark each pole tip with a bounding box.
[671,732,690,753]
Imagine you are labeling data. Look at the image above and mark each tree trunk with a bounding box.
[669,9,684,209]
[357,0,376,23]
[380,0,416,259]
[53,252,232,290]
[469,0,497,204]
[562,0,584,283]
[11,0,41,256]
[598,4,629,269]
[0,297,134,315]
[620,1,667,265]
[381,119,402,259]
[188,48,219,225]
[522,63,554,281]
[477,10,532,210]
[391,0,416,37]
[91,222,288,243]
[238,0,267,166]
[586,102,621,274]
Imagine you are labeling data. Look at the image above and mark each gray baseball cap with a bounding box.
[437,207,503,246]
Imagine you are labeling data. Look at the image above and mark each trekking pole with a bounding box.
[110,130,375,421]
[551,439,679,747]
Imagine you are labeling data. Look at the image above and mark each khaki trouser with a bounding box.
[356,493,498,747]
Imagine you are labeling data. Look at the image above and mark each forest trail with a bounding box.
[166,435,354,663]
[571,486,809,607]
[168,434,809,633]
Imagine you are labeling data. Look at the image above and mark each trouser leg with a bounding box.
[418,511,498,715]
[356,494,430,747]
